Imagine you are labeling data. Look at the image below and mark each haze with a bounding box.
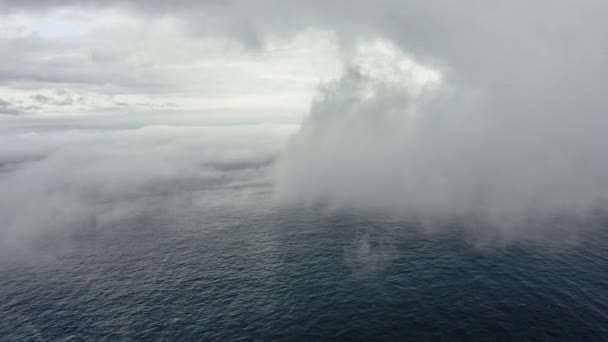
[2,1,608,248]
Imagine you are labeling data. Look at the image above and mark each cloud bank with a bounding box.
[0,123,295,253]
[275,31,608,236]
[2,1,608,243]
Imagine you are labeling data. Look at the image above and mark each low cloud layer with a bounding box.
[276,36,608,238]
[0,123,295,253]
[2,1,608,244]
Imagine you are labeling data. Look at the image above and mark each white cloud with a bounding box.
[0,122,296,253]
[276,35,608,240]
[1,0,608,245]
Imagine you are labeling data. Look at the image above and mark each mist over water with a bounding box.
[276,36,608,237]
[2,192,608,341]
[0,123,296,253]
[2,1,608,340]
[2,1,608,244]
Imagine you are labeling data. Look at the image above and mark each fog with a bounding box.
[2,1,608,244]
[0,123,295,253]
[276,29,608,236]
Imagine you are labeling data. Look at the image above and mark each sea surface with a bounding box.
[1,189,608,341]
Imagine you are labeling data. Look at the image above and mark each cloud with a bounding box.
[3,2,606,119]
[0,97,40,115]
[0,98,21,115]
[29,89,74,107]
[0,122,296,253]
[0,9,340,119]
[275,37,608,240]
[2,1,608,242]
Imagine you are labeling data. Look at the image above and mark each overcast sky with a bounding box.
[2,1,606,121]
[0,1,347,124]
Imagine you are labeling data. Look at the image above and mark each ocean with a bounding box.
[1,189,608,341]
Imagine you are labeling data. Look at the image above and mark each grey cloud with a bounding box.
[0,98,12,107]
[30,89,75,108]
[29,94,52,104]
[0,97,28,115]
[3,2,606,94]
[0,34,185,93]
[0,6,337,112]
[0,107,22,116]
[53,88,70,97]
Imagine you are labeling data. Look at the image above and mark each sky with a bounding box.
[0,4,342,122]
[2,1,608,248]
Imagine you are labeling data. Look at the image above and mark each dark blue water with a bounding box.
[2,197,608,341]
